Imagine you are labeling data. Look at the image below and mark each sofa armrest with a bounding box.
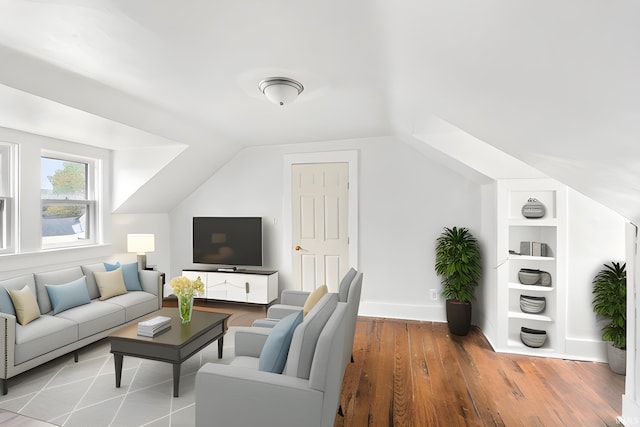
[0,313,16,379]
[138,270,162,308]
[266,304,304,320]
[233,326,271,358]
[195,363,322,427]
[280,290,310,306]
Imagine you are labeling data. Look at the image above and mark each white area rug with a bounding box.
[0,327,238,427]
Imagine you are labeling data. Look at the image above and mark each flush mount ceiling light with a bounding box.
[258,77,304,106]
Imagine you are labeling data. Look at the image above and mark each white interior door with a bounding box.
[292,162,349,292]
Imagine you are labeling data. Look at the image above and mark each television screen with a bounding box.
[192,217,263,267]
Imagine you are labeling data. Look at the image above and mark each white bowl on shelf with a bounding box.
[520,327,547,348]
[519,295,546,314]
[518,269,541,285]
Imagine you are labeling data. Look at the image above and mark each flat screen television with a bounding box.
[192,217,263,267]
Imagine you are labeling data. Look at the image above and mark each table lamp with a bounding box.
[127,234,155,270]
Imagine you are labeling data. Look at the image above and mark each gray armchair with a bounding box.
[342,271,363,364]
[252,267,357,328]
[195,292,349,427]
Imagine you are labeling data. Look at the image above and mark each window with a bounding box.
[0,142,15,253]
[41,154,97,248]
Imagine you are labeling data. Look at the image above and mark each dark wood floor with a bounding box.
[190,301,625,427]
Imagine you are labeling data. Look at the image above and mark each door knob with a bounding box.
[295,245,302,251]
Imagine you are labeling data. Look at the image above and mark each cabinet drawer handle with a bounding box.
[245,282,250,293]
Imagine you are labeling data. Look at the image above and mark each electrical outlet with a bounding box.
[430,289,438,300]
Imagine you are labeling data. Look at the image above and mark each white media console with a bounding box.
[182,269,278,306]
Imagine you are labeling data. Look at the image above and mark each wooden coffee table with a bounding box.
[109,308,230,397]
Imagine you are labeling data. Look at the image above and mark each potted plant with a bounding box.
[435,226,482,336]
[592,261,627,375]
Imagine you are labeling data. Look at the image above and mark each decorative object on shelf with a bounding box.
[518,268,552,286]
[435,226,482,336]
[170,276,204,324]
[521,198,546,218]
[520,295,546,314]
[531,242,547,257]
[519,241,548,257]
[127,234,155,270]
[258,77,304,106]
[519,241,531,256]
[520,327,547,348]
[592,261,626,375]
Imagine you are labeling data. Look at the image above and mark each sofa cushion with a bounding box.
[0,274,36,316]
[101,291,158,322]
[338,268,357,302]
[308,302,349,393]
[303,285,327,316]
[55,300,125,339]
[284,293,338,379]
[15,315,78,365]
[81,263,106,300]
[0,287,16,316]
[121,262,143,291]
[8,286,41,326]
[104,261,121,271]
[94,269,128,300]
[45,276,91,315]
[259,311,303,374]
[35,267,84,314]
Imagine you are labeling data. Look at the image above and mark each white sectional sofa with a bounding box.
[0,262,162,394]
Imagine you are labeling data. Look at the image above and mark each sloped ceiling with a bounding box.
[0,1,638,220]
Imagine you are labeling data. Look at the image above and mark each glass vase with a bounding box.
[177,294,194,324]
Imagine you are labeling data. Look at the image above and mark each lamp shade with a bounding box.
[258,77,304,106]
[127,234,155,254]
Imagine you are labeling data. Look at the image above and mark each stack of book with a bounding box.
[137,315,172,337]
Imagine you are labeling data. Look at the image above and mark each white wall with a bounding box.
[110,213,171,273]
[478,183,498,339]
[565,188,627,359]
[169,136,482,321]
[0,126,112,279]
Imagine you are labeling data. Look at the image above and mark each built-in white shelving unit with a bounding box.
[495,179,567,358]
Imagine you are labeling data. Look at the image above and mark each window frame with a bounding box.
[40,151,99,249]
[0,142,16,254]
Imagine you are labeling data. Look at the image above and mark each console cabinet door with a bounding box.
[245,275,268,304]
[206,273,248,302]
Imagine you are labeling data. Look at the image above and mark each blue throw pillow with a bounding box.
[45,276,91,315]
[121,262,143,291]
[0,287,16,316]
[104,261,121,271]
[259,311,303,374]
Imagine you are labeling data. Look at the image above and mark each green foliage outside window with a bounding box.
[49,161,86,197]
[42,161,87,218]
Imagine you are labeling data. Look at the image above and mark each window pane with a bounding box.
[41,157,87,200]
[41,203,88,245]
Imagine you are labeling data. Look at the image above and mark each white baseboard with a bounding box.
[620,395,640,426]
[358,301,446,322]
[564,337,608,362]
